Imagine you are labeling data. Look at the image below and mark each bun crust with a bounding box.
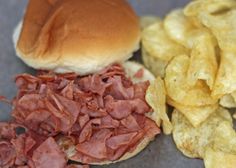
[15,0,140,75]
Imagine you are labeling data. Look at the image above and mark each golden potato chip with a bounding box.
[212,52,236,98]
[146,77,172,134]
[233,113,236,120]
[140,16,161,29]
[211,121,236,154]
[164,8,218,48]
[165,55,217,106]
[164,9,195,48]
[187,31,218,89]
[220,94,236,108]
[172,107,233,158]
[142,21,188,62]
[204,147,236,168]
[168,98,218,127]
[230,91,236,102]
[184,0,236,17]
[142,48,168,78]
[199,9,236,52]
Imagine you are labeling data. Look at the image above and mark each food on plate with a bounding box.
[141,20,188,77]
[212,51,236,98]
[14,0,140,75]
[220,94,236,108]
[164,55,217,106]
[0,0,163,167]
[164,9,196,48]
[142,0,236,129]
[204,121,236,168]
[142,21,188,62]
[0,122,88,168]
[184,0,236,98]
[168,98,218,127]
[10,64,160,165]
[204,147,236,168]
[172,107,233,158]
[186,30,217,89]
[210,121,236,154]
[146,77,172,134]
[140,0,236,167]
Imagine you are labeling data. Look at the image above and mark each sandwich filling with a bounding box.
[0,64,160,167]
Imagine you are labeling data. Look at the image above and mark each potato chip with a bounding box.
[164,8,218,48]
[164,9,195,48]
[142,21,188,62]
[230,91,236,102]
[220,94,236,108]
[140,16,161,29]
[184,0,236,17]
[198,9,236,52]
[172,107,233,158]
[233,113,236,120]
[146,77,172,134]
[142,48,168,78]
[187,31,218,89]
[212,52,236,98]
[211,121,236,154]
[165,55,217,106]
[204,147,236,168]
[168,98,218,127]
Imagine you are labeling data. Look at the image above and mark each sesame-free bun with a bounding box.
[14,0,140,75]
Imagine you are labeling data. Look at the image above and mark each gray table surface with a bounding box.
[0,0,205,168]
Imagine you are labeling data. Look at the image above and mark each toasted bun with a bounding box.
[14,0,140,75]
[58,62,157,165]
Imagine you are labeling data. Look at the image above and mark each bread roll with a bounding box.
[14,0,140,75]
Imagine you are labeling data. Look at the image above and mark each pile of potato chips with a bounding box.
[143,0,236,167]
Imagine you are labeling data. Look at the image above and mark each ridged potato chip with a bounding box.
[184,0,236,17]
[233,113,236,120]
[165,55,217,106]
[187,31,218,89]
[211,121,236,154]
[198,9,236,52]
[220,94,236,108]
[230,91,236,100]
[146,77,172,134]
[164,9,195,48]
[142,21,188,62]
[142,48,168,78]
[172,108,233,158]
[204,147,236,168]
[164,8,218,48]
[212,52,236,98]
[168,98,218,127]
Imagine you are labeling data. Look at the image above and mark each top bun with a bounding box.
[14,0,140,75]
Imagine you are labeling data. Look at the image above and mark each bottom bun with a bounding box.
[58,61,158,165]
[69,135,154,165]
[123,61,155,83]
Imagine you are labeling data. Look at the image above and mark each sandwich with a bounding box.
[0,0,161,167]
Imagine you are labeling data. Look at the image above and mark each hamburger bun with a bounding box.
[13,0,159,165]
[14,0,140,75]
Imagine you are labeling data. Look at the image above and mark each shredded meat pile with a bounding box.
[0,64,160,168]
